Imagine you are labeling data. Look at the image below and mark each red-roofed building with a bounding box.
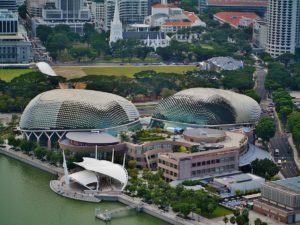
[145,3,206,33]
[206,0,267,13]
[214,12,259,29]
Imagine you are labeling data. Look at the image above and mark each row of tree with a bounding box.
[0,72,64,112]
[7,136,88,168]
[125,166,219,218]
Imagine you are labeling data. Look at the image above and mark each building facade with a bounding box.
[0,9,32,63]
[253,18,268,50]
[0,0,17,11]
[104,0,148,31]
[158,148,239,181]
[266,0,300,57]
[254,177,300,224]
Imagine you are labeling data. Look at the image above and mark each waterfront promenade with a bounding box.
[0,145,223,225]
[0,145,63,175]
[50,180,101,202]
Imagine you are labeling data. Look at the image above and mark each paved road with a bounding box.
[270,135,299,178]
[254,65,267,100]
[254,65,299,178]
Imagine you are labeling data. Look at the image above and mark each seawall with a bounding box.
[0,147,63,176]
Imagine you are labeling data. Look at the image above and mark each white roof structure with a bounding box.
[69,170,98,189]
[74,158,128,190]
[239,144,271,166]
[66,132,120,144]
[36,62,57,76]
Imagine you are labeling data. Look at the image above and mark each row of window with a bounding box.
[191,156,235,168]
[161,168,177,177]
[191,164,235,176]
[159,159,178,169]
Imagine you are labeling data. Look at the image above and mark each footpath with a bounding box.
[0,145,63,175]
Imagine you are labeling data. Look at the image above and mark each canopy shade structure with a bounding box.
[69,170,98,190]
[36,62,57,76]
[74,158,128,190]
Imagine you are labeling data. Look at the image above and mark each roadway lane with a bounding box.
[254,64,299,178]
[270,135,299,178]
[254,65,267,100]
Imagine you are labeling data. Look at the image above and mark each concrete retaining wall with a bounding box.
[0,148,63,176]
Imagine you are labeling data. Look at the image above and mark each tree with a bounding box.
[244,89,261,103]
[160,88,176,98]
[179,146,188,153]
[128,160,137,169]
[254,218,262,225]
[251,159,279,180]
[8,136,20,147]
[230,216,236,225]
[223,216,229,225]
[18,4,27,19]
[34,146,48,160]
[173,202,194,218]
[255,117,276,142]
[36,25,53,44]
[20,140,36,154]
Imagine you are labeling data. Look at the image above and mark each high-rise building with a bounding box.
[0,0,18,11]
[104,0,148,31]
[27,0,47,17]
[119,0,148,25]
[266,0,300,57]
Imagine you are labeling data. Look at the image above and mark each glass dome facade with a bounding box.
[20,89,141,133]
[151,88,261,128]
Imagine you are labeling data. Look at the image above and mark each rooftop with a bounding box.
[123,31,166,40]
[207,0,267,7]
[273,177,300,194]
[214,173,264,185]
[207,56,243,70]
[152,4,178,9]
[184,128,226,140]
[66,132,120,144]
[214,12,258,28]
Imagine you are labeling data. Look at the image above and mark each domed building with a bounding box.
[20,89,141,148]
[151,88,261,129]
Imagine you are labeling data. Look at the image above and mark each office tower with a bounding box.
[0,0,18,11]
[0,9,32,63]
[266,0,300,57]
[104,0,148,31]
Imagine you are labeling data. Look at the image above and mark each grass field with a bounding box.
[202,206,233,219]
[200,44,214,50]
[0,69,33,81]
[54,65,197,79]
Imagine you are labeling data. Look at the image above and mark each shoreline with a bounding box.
[0,147,63,176]
[0,148,191,225]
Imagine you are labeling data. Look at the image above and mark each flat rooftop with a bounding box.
[273,177,300,194]
[207,0,267,7]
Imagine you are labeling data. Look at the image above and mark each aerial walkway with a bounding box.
[95,205,141,221]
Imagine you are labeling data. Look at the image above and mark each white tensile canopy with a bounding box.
[74,158,128,190]
[69,170,98,190]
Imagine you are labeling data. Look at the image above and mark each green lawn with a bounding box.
[200,44,214,50]
[82,65,197,77]
[0,69,33,81]
[201,206,233,219]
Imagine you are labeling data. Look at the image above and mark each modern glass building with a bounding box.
[151,88,261,129]
[20,89,141,145]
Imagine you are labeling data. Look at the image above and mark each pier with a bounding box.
[95,205,139,221]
